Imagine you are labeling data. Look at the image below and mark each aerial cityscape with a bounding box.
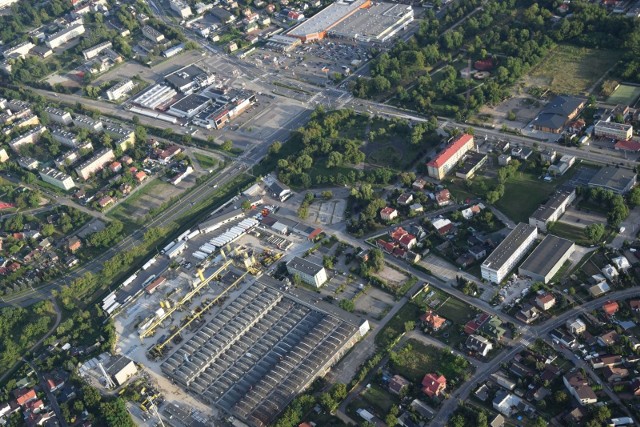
[0,0,640,426]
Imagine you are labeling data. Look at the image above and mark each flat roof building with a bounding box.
[106,79,135,101]
[529,187,576,232]
[142,25,166,43]
[266,35,302,52]
[39,167,76,191]
[133,84,178,109]
[328,2,414,43]
[531,95,585,134]
[427,133,475,180]
[165,64,215,94]
[518,235,575,284]
[82,41,112,60]
[46,23,86,49]
[455,151,487,180]
[588,166,637,194]
[161,278,368,427]
[287,256,328,287]
[481,223,538,284]
[168,94,211,118]
[73,115,103,132]
[45,107,72,125]
[75,148,115,180]
[287,0,371,42]
[106,355,138,386]
[594,120,633,141]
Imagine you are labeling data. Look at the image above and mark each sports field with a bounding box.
[607,84,640,105]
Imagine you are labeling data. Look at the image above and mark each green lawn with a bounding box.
[436,297,479,325]
[362,384,396,414]
[495,172,555,223]
[547,221,591,246]
[528,45,623,95]
[107,178,170,225]
[193,152,218,170]
[389,339,472,386]
[375,302,421,349]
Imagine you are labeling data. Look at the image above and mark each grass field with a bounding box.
[495,172,555,223]
[375,302,421,348]
[361,385,396,414]
[527,45,622,95]
[108,179,173,224]
[548,221,591,246]
[607,84,640,105]
[390,339,472,385]
[193,152,218,170]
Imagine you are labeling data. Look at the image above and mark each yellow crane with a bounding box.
[152,270,248,354]
[139,259,233,340]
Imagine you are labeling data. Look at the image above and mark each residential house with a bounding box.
[435,189,451,206]
[412,178,427,190]
[469,245,486,261]
[397,193,413,206]
[490,371,516,391]
[431,218,453,235]
[66,237,82,253]
[630,300,640,312]
[565,407,586,424]
[602,264,618,281]
[380,207,398,221]
[589,280,610,297]
[421,373,446,398]
[464,313,490,335]
[492,390,524,417]
[490,414,505,427]
[516,304,540,324]
[551,329,576,348]
[481,316,506,341]
[566,318,586,335]
[535,293,556,311]
[388,375,410,396]
[465,334,493,357]
[602,366,629,382]
[97,196,114,209]
[612,256,631,271]
[602,300,619,316]
[597,331,618,347]
[590,355,623,369]
[563,369,597,406]
[409,203,424,214]
[461,203,483,220]
[15,389,37,406]
[420,311,446,331]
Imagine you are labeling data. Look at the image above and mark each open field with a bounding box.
[361,384,396,414]
[108,178,189,224]
[375,302,421,348]
[607,84,640,105]
[524,45,622,95]
[495,172,555,223]
[193,153,218,170]
[390,339,472,385]
[548,221,591,246]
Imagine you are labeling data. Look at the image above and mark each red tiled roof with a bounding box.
[15,389,36,406]
[436,189,451,203]
[422,373,446,397]
[420,311,446,329]
[603,300,619,315]
[428,134,474,168]
[615,139,640,151]
[399,234,416,246]
[381,207,396,215]
[390,227,408,241]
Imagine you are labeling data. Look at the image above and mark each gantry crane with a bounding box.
[139,259,233,340]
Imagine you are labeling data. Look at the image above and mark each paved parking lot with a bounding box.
[559,206,606,229]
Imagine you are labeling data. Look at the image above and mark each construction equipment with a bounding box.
[139,260,233,340]
[150,271,248,356]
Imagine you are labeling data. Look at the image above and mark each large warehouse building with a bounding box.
[481,223,538,284]
[287,0,371,42]
[518,235,575,284]
[161,278,369,427]
[328,2,414,42]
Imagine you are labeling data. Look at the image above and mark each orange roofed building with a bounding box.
[420,311,446,331]
[422,373,447,398]
[427,134,475,180]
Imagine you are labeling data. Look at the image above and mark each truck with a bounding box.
[142,258,157,270]
[161,241,177,255]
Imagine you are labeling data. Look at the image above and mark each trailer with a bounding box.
[177,229,191,241]
[141,274,157,288]
[106,302,121,316]
[161,241,177,255]
[186,229,201,240]
[142,258,157,270]
[192,251,208,260]
[122,274,138,287]
[166,241,187,259]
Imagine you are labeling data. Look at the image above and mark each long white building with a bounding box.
[46,24,86,49]
[106,79,135,101]
[39,167,76,190]
[75,148,114,180]
[481,223,538,284]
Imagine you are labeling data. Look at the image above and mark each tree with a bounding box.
[339,299,355,312]
[533,416,547,427]
[368,248,385,273]
[269,141,282,154]
[326,151,343,168]
[221,140,233,151]
[41,223,55,237]
[241,200,252,211]
[404,320,415,332]
[554,390,568,404]
[630,186,640,207]
[584,222,605,244]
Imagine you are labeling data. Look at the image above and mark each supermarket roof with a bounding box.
[288,0,368,37]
